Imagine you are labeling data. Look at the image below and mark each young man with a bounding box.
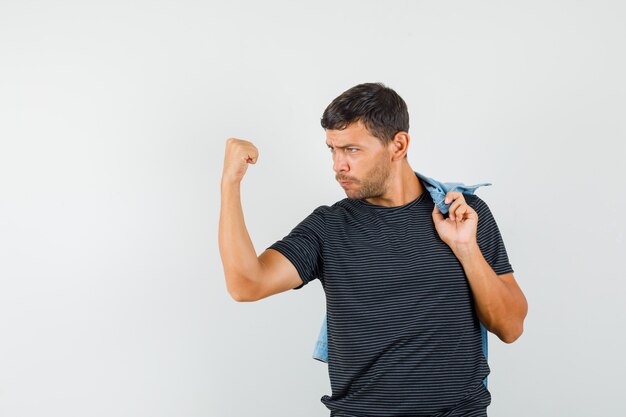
[219,82,528,417]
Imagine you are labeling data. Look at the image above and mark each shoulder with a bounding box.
[463,193,490,213]
[298,201,342,229]
[296,199,359,233]
[463,194,501,228]
[312,198,359,216]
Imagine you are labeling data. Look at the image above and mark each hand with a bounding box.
[431,191,479,258]
[222,137,259,184]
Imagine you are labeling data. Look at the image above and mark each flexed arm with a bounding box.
[219,138,263,301]
[219,138,304,302]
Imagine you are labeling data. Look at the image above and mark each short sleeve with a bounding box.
[267,205,327,290]
[468,195,515,275]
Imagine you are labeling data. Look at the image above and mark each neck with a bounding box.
[364,162,424,207]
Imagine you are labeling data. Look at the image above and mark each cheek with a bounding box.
[348,151,366,162]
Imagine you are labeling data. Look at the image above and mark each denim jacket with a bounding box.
[311,170,493,386]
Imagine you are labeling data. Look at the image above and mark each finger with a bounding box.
[444,193,456,220]
[465,207,477,222]
[444,191,462,205]
[449,201,459,220]
[455,204,469,222]
[446,194,466,220]
[457,204,477,222]
[432,203,444,222]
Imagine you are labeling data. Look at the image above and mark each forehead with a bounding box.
[325,120,377,145]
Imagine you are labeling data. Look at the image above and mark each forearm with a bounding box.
[456,244,527,343]
[218,179,262,299]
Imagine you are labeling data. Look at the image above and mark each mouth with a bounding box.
[340,181,352,187]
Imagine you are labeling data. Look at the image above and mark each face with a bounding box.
[325,120,393,200]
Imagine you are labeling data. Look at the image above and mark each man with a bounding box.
[219,82,528,417]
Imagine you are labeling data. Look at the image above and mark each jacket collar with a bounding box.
[413,170,491,214]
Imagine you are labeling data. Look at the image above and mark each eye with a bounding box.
[347,147,358,153]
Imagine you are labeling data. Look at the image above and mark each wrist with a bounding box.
[221,176,241,189]
[453,241,482,263]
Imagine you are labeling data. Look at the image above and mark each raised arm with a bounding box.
[218,138,303,302]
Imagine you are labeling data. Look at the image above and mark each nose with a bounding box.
[332,152,349,175]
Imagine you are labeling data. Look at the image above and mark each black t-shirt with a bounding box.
[267,179,514,417]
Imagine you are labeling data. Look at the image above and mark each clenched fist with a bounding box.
[222,138,259,184]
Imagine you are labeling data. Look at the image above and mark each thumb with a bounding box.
[432,203,444,222]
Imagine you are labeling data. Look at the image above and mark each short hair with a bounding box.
[320,82,409,158]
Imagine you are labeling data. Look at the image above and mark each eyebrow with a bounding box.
[326,142,359,149]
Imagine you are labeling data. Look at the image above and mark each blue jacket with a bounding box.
[311,170,493,386]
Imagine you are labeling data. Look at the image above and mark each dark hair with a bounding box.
[320,82,409,158]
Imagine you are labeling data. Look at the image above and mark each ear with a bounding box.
[390,131,410,161]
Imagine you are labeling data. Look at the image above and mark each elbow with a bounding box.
[500,327,523,344]
[229,291,248,302]
[226,275,259,302]
[497,321,525,344]
[228,287,258,302]
[496,294,529,344]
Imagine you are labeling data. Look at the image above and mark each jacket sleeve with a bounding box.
[266,205,327,289]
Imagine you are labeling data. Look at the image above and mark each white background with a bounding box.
[1,1,624,416]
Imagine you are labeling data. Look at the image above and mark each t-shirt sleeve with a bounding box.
[468,195,515,275]
[266,205,327,290]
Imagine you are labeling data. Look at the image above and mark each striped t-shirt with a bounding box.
[268,178,514,417]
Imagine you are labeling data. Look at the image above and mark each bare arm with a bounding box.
[458,248,528,343]
[219,178,263,301]
[433,191,528,343]
[218,138,263,301]
[218,138,304,302]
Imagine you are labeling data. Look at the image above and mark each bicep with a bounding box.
[249,248,305,301]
